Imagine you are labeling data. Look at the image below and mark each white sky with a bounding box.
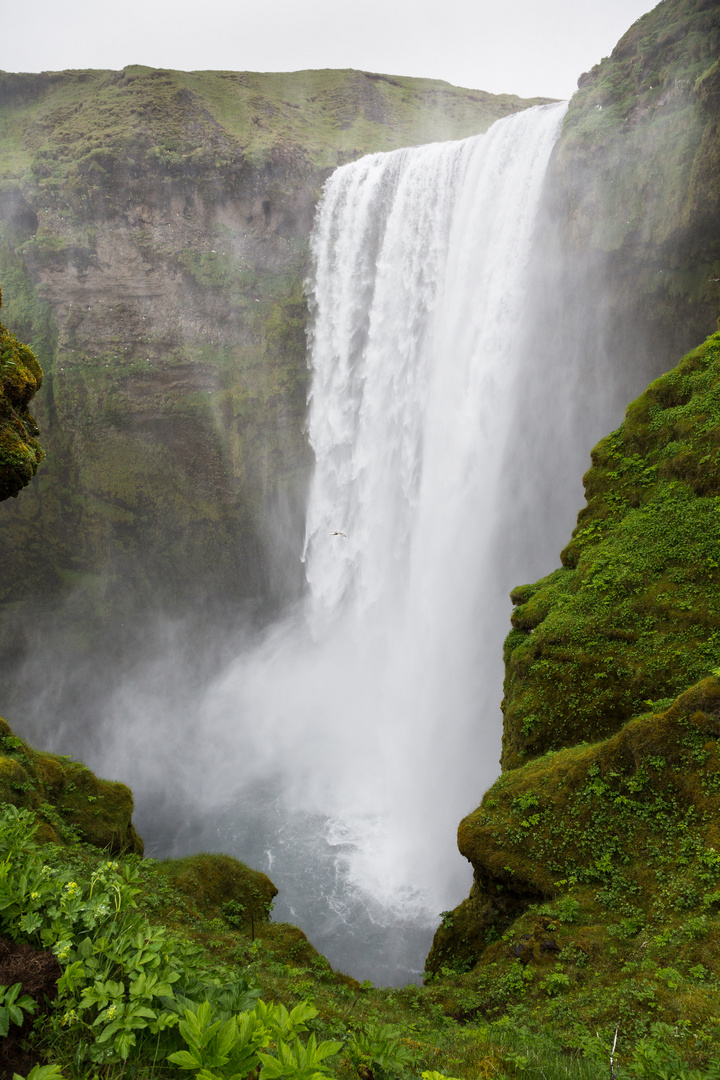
[4,0,657,101]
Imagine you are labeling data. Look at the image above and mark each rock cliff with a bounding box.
[545,0,720,393]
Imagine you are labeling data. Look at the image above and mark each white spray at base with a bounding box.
[193,102,568,982]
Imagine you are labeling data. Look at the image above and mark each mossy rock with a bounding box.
[503,329,720,769]
[0,717,142,853]
[0,284,43,501]
[427,677,720,1040]
[156,852,277,929]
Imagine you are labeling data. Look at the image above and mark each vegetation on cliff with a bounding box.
[503,328,720,768]
[0,67,550,191]
[0,734,583,1080]
[0,283,43,500]
[424,330,720,1070]
[0,716,140,853]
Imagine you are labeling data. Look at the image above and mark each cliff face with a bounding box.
[503,330,720,769]
[545,0,720,392]
[0,67,547,623]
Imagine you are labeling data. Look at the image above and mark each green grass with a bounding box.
[502,330,720,767]
[0,66,551,194]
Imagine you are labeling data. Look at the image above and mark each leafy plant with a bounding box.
[12,1066,66,1080]
[168,998,341,1080]
[0,981,36,1036]
[347,1022,416,1078]
[258,1032,342,1080]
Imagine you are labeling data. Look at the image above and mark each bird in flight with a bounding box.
[330,530,347,537]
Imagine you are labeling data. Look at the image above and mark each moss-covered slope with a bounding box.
[425,331,720,1049]
[0,715,142,852]
[503,329,720,769]
[0,284,43,500]
[426,677,720,1048]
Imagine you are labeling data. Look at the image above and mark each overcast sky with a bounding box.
[4,0,657,101]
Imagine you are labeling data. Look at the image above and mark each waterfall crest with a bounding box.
[181,102,567,983]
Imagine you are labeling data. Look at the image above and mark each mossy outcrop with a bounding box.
[0,716,142,853]
[0,284,43,500]
[427,677,720,1040]
[156,851,277,931]
[543,0,720,417]
[503,328,720,769]
[426,332,720,1046]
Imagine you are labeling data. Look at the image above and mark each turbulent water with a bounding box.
[172,102,569,983]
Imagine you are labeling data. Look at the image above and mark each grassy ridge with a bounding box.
[0,66,551,189]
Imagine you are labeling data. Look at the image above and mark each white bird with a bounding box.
[330,530,347,537]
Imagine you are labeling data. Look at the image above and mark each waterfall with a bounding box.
[184,101,568,983]
[97,102,568,985]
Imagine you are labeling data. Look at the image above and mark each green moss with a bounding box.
[426,677,720,1048]
[0,281,44,500]
[156,852,277,929]
[0,67,550,203]
[429,327,720,1051]
[0,715,142,853]
[502,330,720,769]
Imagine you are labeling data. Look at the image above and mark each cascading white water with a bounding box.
[96,102,568,984]
[182,101,569,982]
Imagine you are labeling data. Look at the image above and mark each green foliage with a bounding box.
[503,331,720,768]
[0,282,44,500]
[168,999,270,1078]
[258,1032,342,1080]
[0,981,36,1036]
[347,1022,417,1078]
[12,1067,66,1080]
[626,1023,720,1080]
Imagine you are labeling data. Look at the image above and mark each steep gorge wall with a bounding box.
[545,0,720,397]
[426,332,720,1045]
[0,284,43,501]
